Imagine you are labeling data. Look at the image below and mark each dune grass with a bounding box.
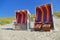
[0,18,14,25]
[30,14,35,21]
[54,12,60,18]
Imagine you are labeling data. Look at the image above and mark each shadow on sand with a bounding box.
[1,28,14,30]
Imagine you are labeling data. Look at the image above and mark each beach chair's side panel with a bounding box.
[26,10,31,30]
[50,4,54,29]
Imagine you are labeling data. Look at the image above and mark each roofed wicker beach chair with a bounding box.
[34,3,54,31]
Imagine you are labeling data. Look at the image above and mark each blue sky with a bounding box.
[0,0,60,18]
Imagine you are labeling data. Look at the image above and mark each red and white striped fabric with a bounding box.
[35,3,52,23]
[16,10,22,24]
[16,10,28,25]
[21,10,28,24]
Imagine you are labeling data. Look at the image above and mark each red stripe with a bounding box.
[39,6,44,22]
[16,11,22,24]
[42,5,47,23]
[44,4,50,22]
[36,7,39,21]
[21,10,27,24]
[36,7,42,22]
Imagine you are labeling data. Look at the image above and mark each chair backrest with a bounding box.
[35,3,53,23]
[16,10,28,24]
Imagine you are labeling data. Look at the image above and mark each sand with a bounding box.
[0,17,60,40]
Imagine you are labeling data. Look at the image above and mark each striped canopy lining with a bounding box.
[16,12,22,24]
[36,7,42,22]
[22,11,27,24]
[16,11,27,24]
[35,4,53,23]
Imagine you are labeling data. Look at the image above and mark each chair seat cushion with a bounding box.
[34,24,42,31]
[42,24,51,31]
